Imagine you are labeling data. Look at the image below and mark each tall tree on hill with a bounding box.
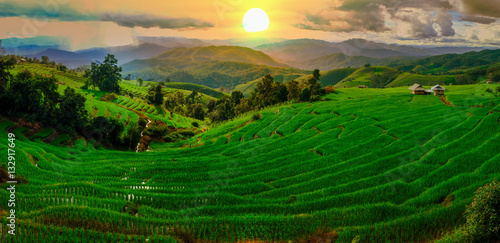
[41,56,49,65]
[58,87,88,130]
[286,80,301,101]
[124,74,132,80]
[231,90,244,105]
[99,54,122,93]
[0,56,15,93]
[84,54,122,93]
[153,84,163,106]
[137,77,144,87]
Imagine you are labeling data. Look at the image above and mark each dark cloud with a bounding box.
[99,13,213,29]
[458,15,497,24]
[460,0,500,18]
[296,3,389,32]
[295,0,489,38]
[0,2,213,29]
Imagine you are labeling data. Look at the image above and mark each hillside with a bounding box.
[392,48,500,73]
[293,53,419,71]
[121,51,308,91]
[2,83,500,242]
[333,66,401,88]
[8,63,200,131]
[161,82,227,99]
[154,45,284,67]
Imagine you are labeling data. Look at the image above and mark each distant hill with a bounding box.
[255,38,433,63]
[121,46,305,90]
[293,53,419,71]
[162,82,227,99]
[392,49,500,73]
[255,38,492,69]
[29,43,171,68]
[335,66,401,88]
[154,46,284,67]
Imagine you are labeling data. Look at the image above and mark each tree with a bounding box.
[272,81,289,103]
[464,180,500,242]
[98,54,122,93]
[364,63,371,68]
[300,87,311,102]
[186,103,206,120]
[0,56,15,93]
[58,87,88,130]
[231,91,244,105]
[153,84,163,106]
[235,98,253,115]
[41,56,49,64]
[186,90,202,105]
[253,74,275,108]
[84,54,122,93]
[124,74,132,81]
[209,97,235,122]
[286,80,301,101]
[137,77,144,87]
[57,63,67,72]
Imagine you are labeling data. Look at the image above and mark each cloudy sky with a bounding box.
[1,0,500,50]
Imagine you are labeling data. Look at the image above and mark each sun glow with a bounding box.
[243,8,269,32]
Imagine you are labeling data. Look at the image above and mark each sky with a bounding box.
[1,0,500,50]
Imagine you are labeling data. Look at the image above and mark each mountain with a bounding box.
[153,46,284,67]
[136,36,209,49]
[392,49,500,72]
[294,53,419,71]
[121,46,306,90]
[255,38,491,69]
[27,43,170,68]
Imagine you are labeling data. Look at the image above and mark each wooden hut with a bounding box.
[358,85,368,88]
[431,84,446,96]
[408,83,429,95]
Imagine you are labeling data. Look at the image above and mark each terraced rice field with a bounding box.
[1,85,499,242]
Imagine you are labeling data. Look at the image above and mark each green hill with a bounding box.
[3,83,500,242]
[121,59,307,91]
[154,45,284,67]
[297,53,419,71]
[161,82,227,98]
[392,48,500,73]
[335,66,401,88]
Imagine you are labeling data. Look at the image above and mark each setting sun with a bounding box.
[243,8,269,32]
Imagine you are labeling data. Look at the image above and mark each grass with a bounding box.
[2,64,500,242]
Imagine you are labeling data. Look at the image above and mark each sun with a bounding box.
[243,8,269,32]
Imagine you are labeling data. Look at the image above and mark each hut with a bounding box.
[408,83,429,95]
[431,84,446,96]
[358,85,368,88]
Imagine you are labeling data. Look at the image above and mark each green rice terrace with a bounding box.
[1,73,500,242]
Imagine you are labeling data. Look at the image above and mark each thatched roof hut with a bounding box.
[408,83,428,95]
[431,84,446,95]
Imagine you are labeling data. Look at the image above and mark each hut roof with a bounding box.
[409,83,425,91]
[431,85,446,91]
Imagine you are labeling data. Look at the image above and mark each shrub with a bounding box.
[99,93,117,102]
[191,121,199,128]
[252,113,261,121]
[464,180,500,242]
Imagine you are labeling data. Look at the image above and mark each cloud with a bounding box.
[435,10,455,36]
[394,8,438,38]
[460,0,500,18]
[99,13,213,29]
[296,3,390,32]
[295,0,500,40]
[458,15,497,24]
[0,2,213,29]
